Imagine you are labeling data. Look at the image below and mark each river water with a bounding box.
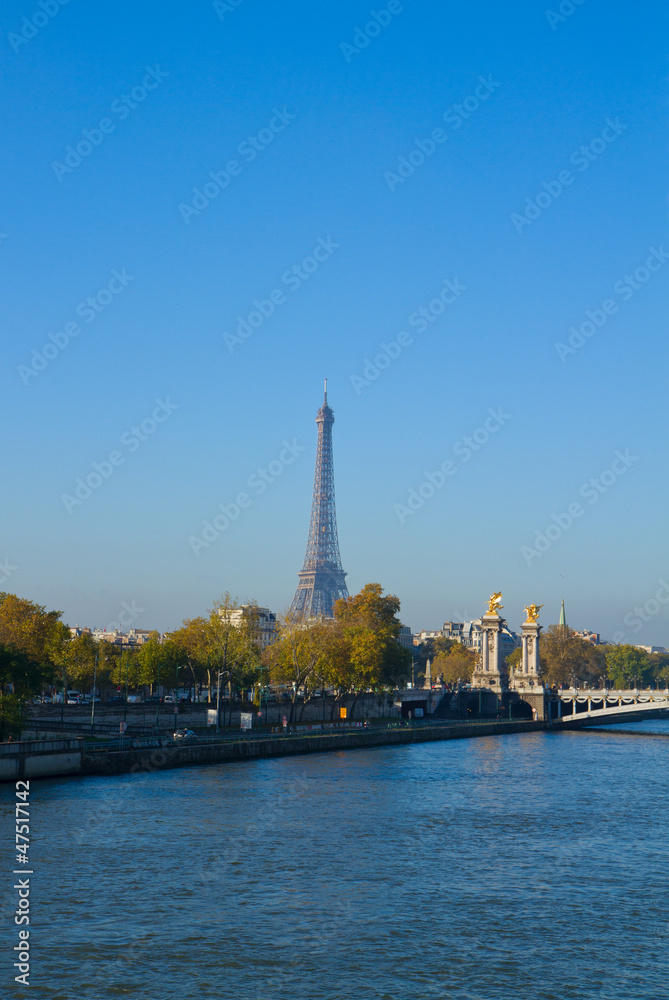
[3,721,668,999]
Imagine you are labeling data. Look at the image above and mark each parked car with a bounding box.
[163,695,176,704]
[173,728,197,742]
[126,694,143,704]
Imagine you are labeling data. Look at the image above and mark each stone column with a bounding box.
[521,632,529,676]
[481,630,489,673]
[519,620,542,687]
[472,614,508,693]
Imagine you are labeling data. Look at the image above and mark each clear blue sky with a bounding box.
[2,0,668,644]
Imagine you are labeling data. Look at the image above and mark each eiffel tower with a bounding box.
[289,381,349,619]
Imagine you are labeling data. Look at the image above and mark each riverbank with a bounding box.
[2,719,553,782]
[82,719,546,778]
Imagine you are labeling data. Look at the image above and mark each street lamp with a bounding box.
[155,662,161,732]
[60,663,66,724]
[216,669,223,734]
[91,653,97,732]
[124,656,129,724]
[257,664,265,726]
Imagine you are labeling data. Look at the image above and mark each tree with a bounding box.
[646,652,669,689]
[507,647,522,672]
[0,694,23,740]
[329,583,411,719]
[206,596,262,712]
[0,593,63,664]
[605,645,652,689]
[171,617,213,699]
[62,633,98,690]
[109,650,143,691]
[540,626,606,686]
[0,645,43,697]
[136,638,172,691]
[431,644,476,685]
[264,616,331,722]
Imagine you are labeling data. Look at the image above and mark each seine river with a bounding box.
[3,721,669,999]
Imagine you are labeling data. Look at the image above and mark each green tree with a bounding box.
[136,638,172,692]
[62,633,98,691]
[0,693,24,740]
[0,645,43,697]
[171,617,213,698]
[329,583,411,719]
[206,595,262,708]
[540,626,606,686]
[605,645,652,689]
[109,650,143,690]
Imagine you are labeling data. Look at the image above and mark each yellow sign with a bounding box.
[339,707,347,719]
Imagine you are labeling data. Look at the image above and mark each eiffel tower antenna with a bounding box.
[289,384,348,619]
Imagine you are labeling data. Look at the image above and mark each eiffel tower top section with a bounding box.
[289,381,349,619]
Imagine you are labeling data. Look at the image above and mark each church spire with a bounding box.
[559,598,567,628]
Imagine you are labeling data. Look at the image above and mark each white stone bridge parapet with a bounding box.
[549,688,669,726]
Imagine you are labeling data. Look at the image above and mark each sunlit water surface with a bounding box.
[2,722,668,999]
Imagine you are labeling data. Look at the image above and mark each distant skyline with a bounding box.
[3,1,668,643]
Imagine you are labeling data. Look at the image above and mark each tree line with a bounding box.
[0,584,410,735]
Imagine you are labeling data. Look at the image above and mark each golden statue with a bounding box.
[486,592,503,615]
[524,603,543,622]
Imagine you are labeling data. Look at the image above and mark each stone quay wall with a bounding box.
[82,720,546,778]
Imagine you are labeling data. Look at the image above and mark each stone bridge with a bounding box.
[548,688,669,726]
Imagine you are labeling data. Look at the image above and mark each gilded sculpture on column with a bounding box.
[486,592,503,615]
[523,603,543,623]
